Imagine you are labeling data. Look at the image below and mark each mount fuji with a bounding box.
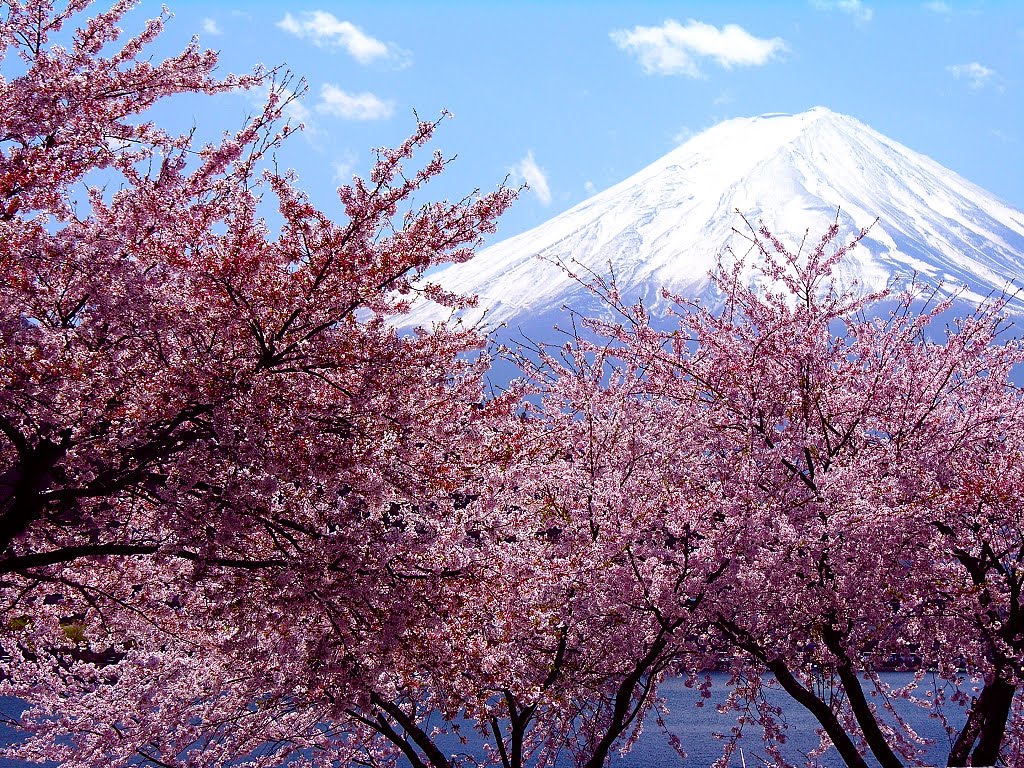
[407,107,1024,331]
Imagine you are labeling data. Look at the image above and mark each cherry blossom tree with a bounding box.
[0,1,516,765]
[935,396,1024,767]
[310,373,716,768]
[553,219,1024,767]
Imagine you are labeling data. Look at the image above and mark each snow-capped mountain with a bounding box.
[406,107,1024,330]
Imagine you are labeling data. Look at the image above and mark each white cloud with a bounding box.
[511,152,551,206]
[316,84,394,121]
[583,180,596,195]
[672,126,695,144]
[813,0,874,23]
[284,96,314,125]
[332,151,358,183]
[947,62,996,89]
[201,18,221,36]
[923,1,952,13]
[277,11,409,66]
[611,19,787,78]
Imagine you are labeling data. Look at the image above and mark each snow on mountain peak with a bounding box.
[406,108,1024,330]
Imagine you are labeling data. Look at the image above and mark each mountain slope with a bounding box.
[407,107,1024,329]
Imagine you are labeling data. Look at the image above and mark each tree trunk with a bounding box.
[820,624,904,768]
[766,659,874,768]
[947,677,1015,767]
[582,635,668,768]
[0,437,66,554]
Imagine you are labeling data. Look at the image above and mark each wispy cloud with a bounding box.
[812,0,874,23]
[923,1,952,13]
[332,150,359,183]
[511,152,552,206]
[201,18,221,36]
[283,95,314,126]
[947,61,997,89]
[611,19,786,78]
[316,84,394,121]
[672,126,695,144]
[277,11,410,67]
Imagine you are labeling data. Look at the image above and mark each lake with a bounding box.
[614,673,956,767]
[0,673,962,767]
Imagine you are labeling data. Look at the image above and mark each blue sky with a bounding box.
[117,1,1024,244]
